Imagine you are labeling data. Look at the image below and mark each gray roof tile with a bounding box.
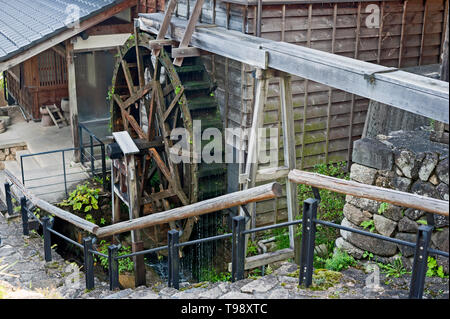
[0,0,125,62]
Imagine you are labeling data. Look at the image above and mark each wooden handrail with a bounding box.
[5,168,282,238]
[4,169,100,234]
[288,169,449,217]
[95,182,283,238]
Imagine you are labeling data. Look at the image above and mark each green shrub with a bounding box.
[298,161,349,247]
[96,240,134,274]
[426,257,447,278]
[324,249,356,272]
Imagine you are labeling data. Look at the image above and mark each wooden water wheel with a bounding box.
[110,32,226,249]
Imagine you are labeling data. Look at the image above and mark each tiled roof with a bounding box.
[0,0,126,62]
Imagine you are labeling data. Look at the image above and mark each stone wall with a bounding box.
[0,142,27,170]
[336,129,449,273]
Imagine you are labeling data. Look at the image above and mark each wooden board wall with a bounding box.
[160,0,448,227]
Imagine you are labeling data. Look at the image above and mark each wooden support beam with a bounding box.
[173,0,206,66]
[279,73,298,255]
[153,0,178,56]
[66,40,80,162]
[171,47,211,58]
[149,39,177,50]
[96,182,283,238]
[288,170,449,217]
[138,13,448,124]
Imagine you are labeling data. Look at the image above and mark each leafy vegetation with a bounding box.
[378,257,410,278]
[378,202,389,214]
[426,257,447,278]
[360,220,375,232]
[59,183,108,225]
[297,161,349,248]
[198,268,231,283]
[96,240,134,274]
[323,249,356,272]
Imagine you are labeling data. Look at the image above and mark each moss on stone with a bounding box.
[309,269,343,291]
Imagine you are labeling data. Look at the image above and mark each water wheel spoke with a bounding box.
[113,94,147,139]
[163,86,184,121]
[134,29,145,88]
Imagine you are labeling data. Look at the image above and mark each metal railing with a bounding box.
[78,123,108,190]
[4,174,449,299]
[19,124,108,198]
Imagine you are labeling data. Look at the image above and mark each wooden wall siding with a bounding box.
[139,0,166,13]
[157,0,446,227]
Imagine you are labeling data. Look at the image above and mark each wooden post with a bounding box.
[66,39,80,162]
[240,68,269,248]
[279,73,299,263]
[125,154,146,287]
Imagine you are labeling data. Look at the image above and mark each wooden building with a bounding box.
[150,0,448,227]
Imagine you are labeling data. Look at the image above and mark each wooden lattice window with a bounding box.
[38,50,68,87]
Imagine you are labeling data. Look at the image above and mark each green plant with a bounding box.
[324,249,356,272]
[297,161,349,246]
[96,240,134,274]
[60,183,100,213]
[378,202,389,214]
[360,220,375,232]
[426,257,447,278]
[378,257,410,278]
[362,251,374,261]
[246,240,258,256]
[199,268,231,283]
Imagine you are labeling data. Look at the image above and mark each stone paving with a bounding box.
[0,213,448,299]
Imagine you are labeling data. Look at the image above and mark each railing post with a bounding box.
[409,225,434,299]
[101,144,107,192]
[231,216,246,282]
[90,135,95,176]
[20,197,29,236]
[299,198,318,287]
[83,237,95,290]
[79,125,84,166]
[168,230,180,289]
[4,183,13,216]
[42,216,52,262]
[108,244,120,291]
[20,156,25,186]
[62,151,68,197]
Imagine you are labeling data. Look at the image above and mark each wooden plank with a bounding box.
[96,182,283,238]
[419,0,429,65]
[288,169,449,216]
[227,248,294,272]
[5,169,99,234]
[112,131,140,155]
[256,166,289,182]
[171,47,202,58]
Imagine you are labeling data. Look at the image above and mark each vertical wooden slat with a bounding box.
[347,2,361,170]
[398,0,408,68]
[281,4,286,42]
[325,3,338,164]
[419,0,429,66]
[300,4,312,170]
[377,1,385,65]
[441,0,448,62]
